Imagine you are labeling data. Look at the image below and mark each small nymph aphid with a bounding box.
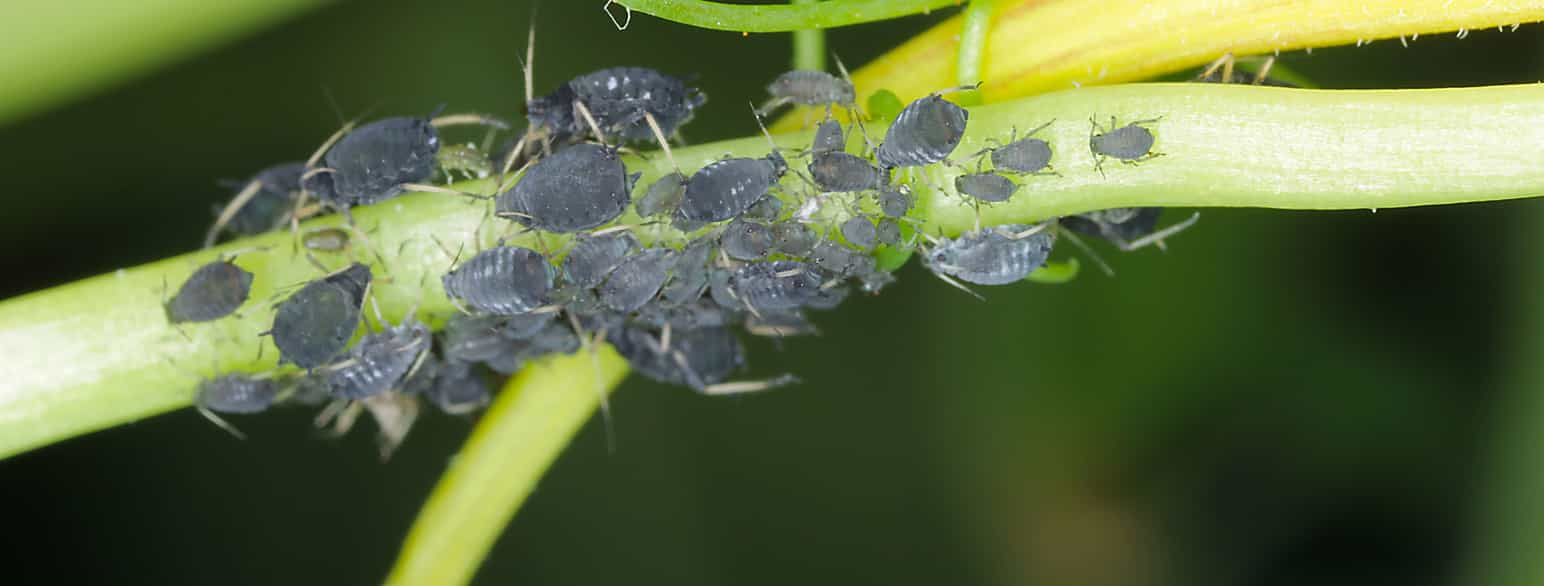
[165,256,254,324]
[1089,116,1162,176]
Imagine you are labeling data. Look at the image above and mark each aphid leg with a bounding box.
[928,267,986,301]
[1198,52,1237,83]
[571,99,610,144]
[700,374,801,396]
[1111,212,1201,252]
[754,96,791,119]
[642,111,682,174]
[1056,228,1116,277]
[399,182,494,201]
[1253,56,1276,85]
[204,179,265,248]
[196,405,249,440]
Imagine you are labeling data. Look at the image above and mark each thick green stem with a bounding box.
[613,0,959,32]
[953,0,994,107]
[2,82,1540,460]
[791,0,826,71]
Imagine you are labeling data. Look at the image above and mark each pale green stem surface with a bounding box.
[0,0,329,125]
[1,83,1541,460]
[613,0,959,32]
[953,0,994,107]
[791,0,826,71]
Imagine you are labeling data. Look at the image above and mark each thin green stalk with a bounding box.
[613,0,959,32]
[953,0,994,107]
[791,0,826,72]
[1,83,1541,460]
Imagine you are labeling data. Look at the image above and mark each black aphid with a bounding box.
[307,116,439,209]
[166,258,254,324]
[326,318,432,400]
[637,172,686,218]
[733,260,822,312]
[925,224,1055,286]
[1089,116,1161,175]
[196,373,280,415]
[841,217,878,250]
[501,311,555,340]
[771,221,817,257]
[810,119,847,155]
[563,231,641,288]
[271,263,372,369]
[442,246,554,315]
[955,172,1019,203]
[498,143,639,232]
[528,67,706,144]
[722,219,774,261]
[809,151,884,192]
[877,187,914,218]
[974,122,1055,175]
[678,152,789,223]
[600,248,676,312]
[760,70,855,115]
[874,88,973,169]
[876,218,902,247]
[206,162,306,246]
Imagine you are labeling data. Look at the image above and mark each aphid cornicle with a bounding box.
[974,121,1055,175]
[326,319,432,400]
[875,89,972,169]
[563,231,641,288]
[925,224,1056,286]
[271,263,372,370]
[809,151,884,193]
[441,246,554,316]
[498,143,639,233]
[165,258,254,324]
[528,66,706,144]
[600,248,676,312]
[677,151,789,223]
[196,373,281,414]
[955,171,1019,203]
[1089,116,1161,175]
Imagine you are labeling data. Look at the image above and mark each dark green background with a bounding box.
[1,1,1541,584]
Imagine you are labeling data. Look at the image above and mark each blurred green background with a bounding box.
[1,1,1542,584]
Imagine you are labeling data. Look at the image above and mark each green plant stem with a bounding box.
[2,83,1541,460]
[791,0,826,71]
[386,347,630,586]
[953,0,994,107]
[0,0,329,125]
[613,0,960,32]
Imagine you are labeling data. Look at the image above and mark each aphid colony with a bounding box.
[177,62,1194,454]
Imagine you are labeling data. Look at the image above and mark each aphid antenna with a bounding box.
[642,111,682,174]
[571,99,610,145]
[203,179,265,248]
[400,182,494,201]
[930,81,985,99]
[196,405,249,441]
[1056,226,1116,277]
[430,113,512,131]
[1115,212,1201,252]
[602,0,631,30]
[498,127,534,183]
[930,267,986,301]
[702,373,801,396]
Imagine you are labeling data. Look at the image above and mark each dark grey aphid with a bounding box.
[877,187,914,218]
[678,153,788,223]
[771,221,817,257]
[609,325,745,391]
[875,93,969,169]
[807,240,858,275]
[809,151,884,192]
[497,143,639,232]
[955,172,1018,203]
[1089,116,1161,174]
[326,319,431,400]
[563,231,641,288]
[841,217,878,250]
[312,116,439,208]
[1061,207,1162,243]
[528,67,706,144]
[810,119,847,155]
[442,315,515,363]
[978,122,1054,174]
[166,258,253,323]
[708,268,745,311]
[734,260,822,312]
[658,239,714,306]
[925,224,1055,285]
[271,263,372,369]
[637,172,686,218]
[421,359,492,415]
[743,195,783,222]
[210,162,306,243]
[876,218,902,247]
[721,219,774,261]
[512,320,582,361]
[442,246,554,316]
[762,70,855,114]
[196,374,280,414]
[600,248,676,312]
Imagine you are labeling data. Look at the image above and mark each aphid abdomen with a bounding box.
[441,246,554,316]
[841,217,878,250]
[422,359,492,415]
[927,226,1055,285]
[768,70,853,106]
[223,162,306,237]
[722,219,774,261]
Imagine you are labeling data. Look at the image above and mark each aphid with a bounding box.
[636,172,686,218]
[877,187,914,218]
[733,260,823,312]
[678,151,788,223]
[563,231,641,288]
[441,246,555,315]
[809,151,884,192]
[924,224,1056,286]
[498,143,639,232]
[1060,208,1202,251]
[760,70,855,115]
[743,194,783,222]
[708,268,745,311]
[194,372,282,438]
[270,263,372,369]
[501,311,556,340]
[635,300,730,331]
[658,238,715,306]
[810,119,847,155]
[721,219,775,261]
[421,359,492,415]
[1089,116,1162,176]
[528,67,706,144]
[973,121,1055,175]
[600,248,676,312]
[205,162,306,247]
[165,257,254,324]
[610,326,798,394]
[841,217,878,250]
[876,218,902,247]
[955,171,1019,203]
[308,116,440,209]
[771,221,817,257]
[325,318,432,400]
[1196,53,1294,87]
[874,87,974,169]
[807,240,858,275]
